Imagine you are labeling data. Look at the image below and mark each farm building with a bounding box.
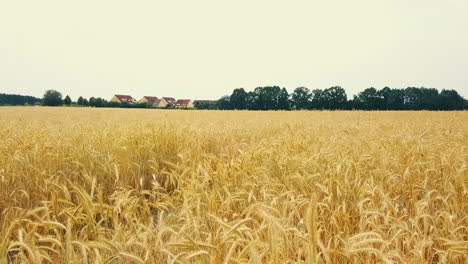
[152,97,177,108]
[162,97,176,106]
[152,98,167,108]
[110,94,136,104]
[174,99,194,108]
[138,96,159,105]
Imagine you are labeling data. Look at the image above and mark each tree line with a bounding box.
[1,87,467,110]
[219,86,467,110]
[42,90,153,108]
[0,93,41,106]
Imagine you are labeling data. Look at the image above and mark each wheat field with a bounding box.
[0,107,466,263]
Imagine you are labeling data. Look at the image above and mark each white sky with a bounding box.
[1,0,467,100]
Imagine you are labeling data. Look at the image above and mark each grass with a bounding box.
[0,107,467,263]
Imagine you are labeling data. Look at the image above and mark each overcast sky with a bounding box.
[1,0,467,100]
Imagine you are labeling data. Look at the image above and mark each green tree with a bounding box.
[419,88,439,110]
[278,88,290,110]
[402,87,440,110]
[436,90,465,110]
[0,93,41,105]
[89,97,96,107]
[355,87,383,110]
[323,86,347,110]
[64,95,72,106]
[217,96,232,110]
[246,91,258,110]
[250,86,285,110]
[387,89,405,110]
[42,90,63,106]
[94,98,107,107]
[291,87,311,110]
[379,87,404,110]
[403,87,422,110]
[77,96,84,105]
[83,98,89,106]
[310,89,325,109]
[230,88,248,110]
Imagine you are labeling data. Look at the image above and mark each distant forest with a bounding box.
[0,93,41,106]
[218,86,467,111]
[1,86,467,110]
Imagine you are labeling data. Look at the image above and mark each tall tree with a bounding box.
[251,86,285,110]
[278,88,290,110]
[384,88,405,110]
[403,87,422,110]
[379,87,391,110]
[77,96,84,105]
[89,97,96,107]
[436,90,465,110]
[42,90,63,106]
[230,88,248,110]
[217,96,232,110]
[246,91,259,110]
[310,89,325,109]
[291,87,311,110]
[380,87,402,110]
[94,98,107,107]
[323,86,347,110]
[419,88,439,110]
[64,95,72,106]
[356,87,383,110]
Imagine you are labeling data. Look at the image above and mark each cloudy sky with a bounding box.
[1,0,467,100]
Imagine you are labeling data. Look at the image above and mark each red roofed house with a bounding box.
[152,98,166,108]
[151,97,175,108]
[110,94,136,104]
[162,97,176,106]
[138,96,159,105]
[174,99,194,108]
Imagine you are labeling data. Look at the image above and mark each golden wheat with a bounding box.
[0,107,467,263]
